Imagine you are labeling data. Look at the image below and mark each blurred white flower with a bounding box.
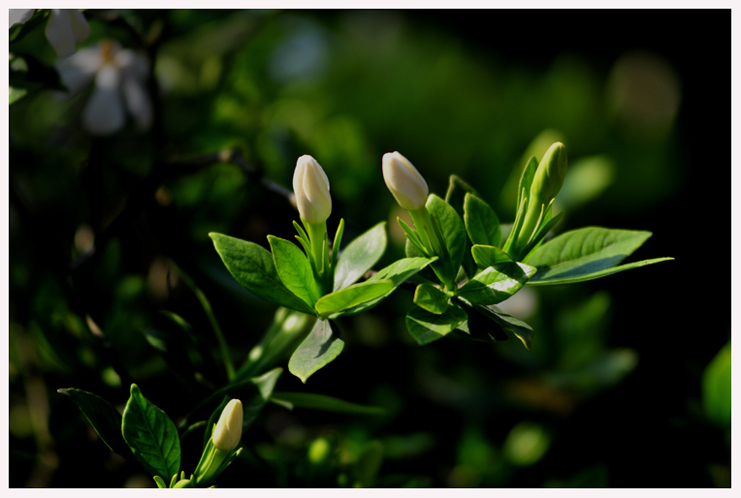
[56,40,152,136]
[10,9,90,59]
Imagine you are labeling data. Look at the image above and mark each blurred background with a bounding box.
[8,9,730,487]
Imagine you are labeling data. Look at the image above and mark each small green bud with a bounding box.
[531,142,567,205]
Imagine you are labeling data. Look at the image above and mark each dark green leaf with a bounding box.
[268,235,320,307]
[406,303,468,345]
[464,193,501,247]
[525,227,673,285]
[334,222,387,291]
[445,174,482,218]
[270,392,384,415]
[316,280,394,318]
[474,303,535,349]
[456,262,537,305]
[413,283,449,315]
[122,384,181,479]
[426,194,467,284]
[342,257,436,315]
[288,320,344,383]
[210,232,315,314]
[57,388,128,456]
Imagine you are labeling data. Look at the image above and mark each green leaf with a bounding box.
[268,235,320,307]
[445,174,481,218]
[474,303,535,349]
[210,233,316,314]
[270,392,384,415]
[334,221,387,291]
[153,476,167,488]
[122,384,181,479]
[316,280,394,318]
[426,194,467,283]
[456,262,537,305]
[413,284,450,315]
[288,320,344,383]
[398,217,428,256]
[702,342,731,427]
[406,303,468,345]
[471,244,515,268]
[57,388,128,456]
[525,227,674,285]
[331,218,345,269]
[342,257,437,315]
[464,193,501,247]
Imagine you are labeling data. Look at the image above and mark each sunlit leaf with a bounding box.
[122,384,181,479]
[289,319,344,383]
[334,221,387,291]
[210,233,316,314]
[525,227,673,285]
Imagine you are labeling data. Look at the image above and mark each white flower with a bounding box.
[10,9,90,59]
[292,155,332,224]
[56,40,152,136]
[212,399,243,451]
[382,151,429,210]
[9,9,35,28]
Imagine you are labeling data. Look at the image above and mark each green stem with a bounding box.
[304,219,330,292]
[178,267,235,380]
[233,309,317,381]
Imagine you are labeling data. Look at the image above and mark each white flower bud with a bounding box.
[212,399,243,451]
[293,155,332,224]
[382,151,429,210]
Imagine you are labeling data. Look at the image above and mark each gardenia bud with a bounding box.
[382,151,429,210]
[293,155,332,224]
[531,142,567,205]
[212,399,243,451]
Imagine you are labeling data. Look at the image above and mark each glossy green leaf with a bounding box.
[270,392,384,415]
[426,194,467,283]
[456,262,537,305]
[210,233,316,314]
[316,280,394,318]
[464,193,501,247]
[406,303,468,345]
[702,342,731,427]
[289,319,344,383]
[471,244,515,268]
[525,227,673,285]
[57,388,128,456]
[334,221,387,291]
[268,235,320,307]
[122,384,181,479]
[445,174,481,218]
[413,283,449,315]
